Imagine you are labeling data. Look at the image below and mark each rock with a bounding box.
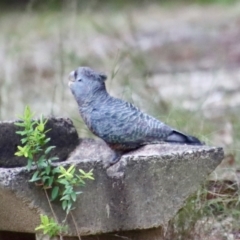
[0,139,224,236]
[0,118,79,168]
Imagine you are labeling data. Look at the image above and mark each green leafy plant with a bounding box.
[57,166,94,214]
[15,106,94,239]
[15,106,53,171]
[35,214,68,237]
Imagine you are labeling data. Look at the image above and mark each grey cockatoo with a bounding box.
[68,67,203,165]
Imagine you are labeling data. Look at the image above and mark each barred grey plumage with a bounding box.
[68,67,203,164]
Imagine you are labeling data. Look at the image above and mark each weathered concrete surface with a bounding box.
[0,118,79,167]
[0,139,224,236]
[35,228,165,240]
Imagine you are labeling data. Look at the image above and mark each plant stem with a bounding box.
[70,211,81,240]
[44,189,64,240]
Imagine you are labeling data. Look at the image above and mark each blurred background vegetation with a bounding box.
[1,0,240,239]
[0,0,238,10]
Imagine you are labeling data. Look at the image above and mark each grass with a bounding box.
[0,2,240,239]
[167,178,240,239]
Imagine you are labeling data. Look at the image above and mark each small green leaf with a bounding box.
[27,159,33,171]
[24,106,35,119]
[44,138,51,144]
[75,191,83,195]
[35,225,44,231]
[15,151,23,157]
[62,200,68,211]
[37,123,45,132]
[48,176,54,187]
[67,165,75,174]
[14,122,25,127]
[21,138,28,144]
[29,171,40,182]
[45,165,51,175]
[52,167,60,174]
[41,214,49,225]
[42,176,50,182]
[58,165,75,179]
[79,169,87,175]
[60,195,71,201]
[57,179,69,185]
[16,130,27,136]
[49,156,59,162]
[66,203,72,214]
[51,186,59,201]
[78,169,94,180]
[45,146,56,155]
[71,192,77,202]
